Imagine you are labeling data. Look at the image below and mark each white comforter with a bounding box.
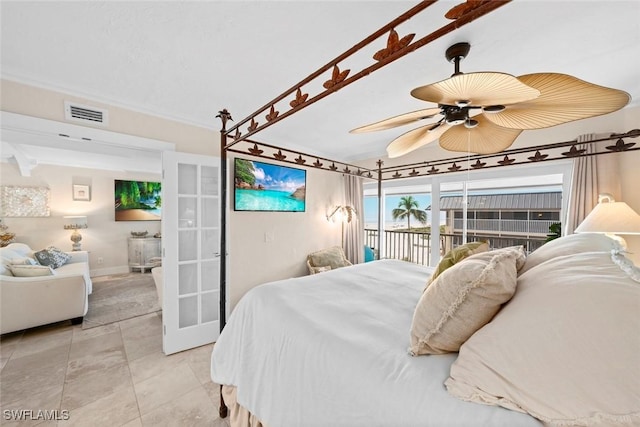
[211,259,542,427]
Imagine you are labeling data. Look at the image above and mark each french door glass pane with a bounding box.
[179,296,198,328]
[201,229,219,259]
[178,230,197,261]
[201,291,219,323]
[178,263,197,296]
[201,166,219,196]
[201,261,219,291]
[178,197,197,228]
[202,198,218,227]
[178,164,197,194]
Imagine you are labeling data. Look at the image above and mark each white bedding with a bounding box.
[211,259,542,427]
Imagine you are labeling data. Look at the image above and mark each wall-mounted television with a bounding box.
[115,180,162,221]
[234,158,306,212]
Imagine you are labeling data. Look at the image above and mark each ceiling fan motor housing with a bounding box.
[445,107,468,125]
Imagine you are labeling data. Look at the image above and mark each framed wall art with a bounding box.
[0,186,51,217]
[73,184,91,201]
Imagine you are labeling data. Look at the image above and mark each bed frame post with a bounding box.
[376,159,383,260]
[217,108,232,419]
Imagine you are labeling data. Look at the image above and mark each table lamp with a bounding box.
[63,216,88,251]
[574,194,640,247]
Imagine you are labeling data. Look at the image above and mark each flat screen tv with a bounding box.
[234,158,306,212]
[115,180,162,221]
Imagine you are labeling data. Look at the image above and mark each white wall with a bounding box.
[228,159,344,308]
[0,163,161,275]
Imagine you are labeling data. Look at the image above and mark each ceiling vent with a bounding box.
[64,101,109,126]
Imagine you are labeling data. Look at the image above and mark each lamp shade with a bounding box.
[575,201,640,235]
[63,215,88,229]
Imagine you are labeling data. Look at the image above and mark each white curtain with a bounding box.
[566,133,621,234]
[343,174,364,264]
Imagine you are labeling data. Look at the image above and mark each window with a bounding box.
[363,161,572,266]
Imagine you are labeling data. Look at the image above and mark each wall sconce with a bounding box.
[575,194,640,246]
[327,205,357,247]
[63,215,88,251]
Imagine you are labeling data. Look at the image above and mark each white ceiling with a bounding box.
[1,1,639,164]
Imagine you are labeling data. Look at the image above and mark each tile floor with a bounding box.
[0,312,230,427]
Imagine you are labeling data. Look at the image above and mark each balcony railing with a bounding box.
[364,228,546,267]
[452,218,555,235]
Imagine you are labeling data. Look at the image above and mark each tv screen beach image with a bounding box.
[234,159,306,212]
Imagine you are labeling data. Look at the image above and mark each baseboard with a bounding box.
[90,265,130,277]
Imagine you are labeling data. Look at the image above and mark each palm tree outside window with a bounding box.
[392,196,427,230]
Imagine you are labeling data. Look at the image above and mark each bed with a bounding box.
[211,2,640,425]
[211,234,640,426]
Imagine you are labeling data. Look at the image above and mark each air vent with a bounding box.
[64,101,109,126]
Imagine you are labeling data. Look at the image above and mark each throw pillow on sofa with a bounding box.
[9,257,38,265]
[34,246,71,269]
[8,264,56,277]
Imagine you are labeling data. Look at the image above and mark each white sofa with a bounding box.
[0,243,93,335]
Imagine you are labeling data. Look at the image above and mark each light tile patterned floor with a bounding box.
[0,312,230,427]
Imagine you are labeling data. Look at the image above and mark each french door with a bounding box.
[162,151,221,355]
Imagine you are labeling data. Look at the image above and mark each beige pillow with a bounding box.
[309,265,332,275]
[409,247,521,355]
[8,264,55,277]
[426,241,489,287]
[519,232,622,275]
[9,257,38,266]
[307,246,352,270]
[446,251,640,426]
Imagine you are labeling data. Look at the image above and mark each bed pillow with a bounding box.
[8,264,56,277]
[446,251,640,426]
[426,241,489,288]
[34,246,71,269]
[309,265,332,275]
[409,246,521,355]
[519,232,622,275]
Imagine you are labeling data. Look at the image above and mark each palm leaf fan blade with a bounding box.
[410,72,540,106]
[439,115,521,154]
[350,108,441,133]
[386,123,450,158]
[483,73,631,130]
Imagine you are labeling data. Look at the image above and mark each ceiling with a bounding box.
[1,1,639,165]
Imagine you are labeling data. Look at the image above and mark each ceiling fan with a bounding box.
[351,42,631,158]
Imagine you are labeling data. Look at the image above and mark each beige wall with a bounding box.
[0,163,161,275]
[228,158,343,308]
[0,79,219,156]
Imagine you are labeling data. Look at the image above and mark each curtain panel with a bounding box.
[343,175,364,264]
[567,133,621,234]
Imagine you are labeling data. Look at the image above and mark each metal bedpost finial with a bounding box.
[216,109,233,131]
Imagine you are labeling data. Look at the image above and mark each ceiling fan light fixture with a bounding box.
[456,100,471,108]
[464,118,479,129]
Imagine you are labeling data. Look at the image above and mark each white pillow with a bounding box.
[519,232,622,275]
[446,251,640,426]
[8,264,56,277]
